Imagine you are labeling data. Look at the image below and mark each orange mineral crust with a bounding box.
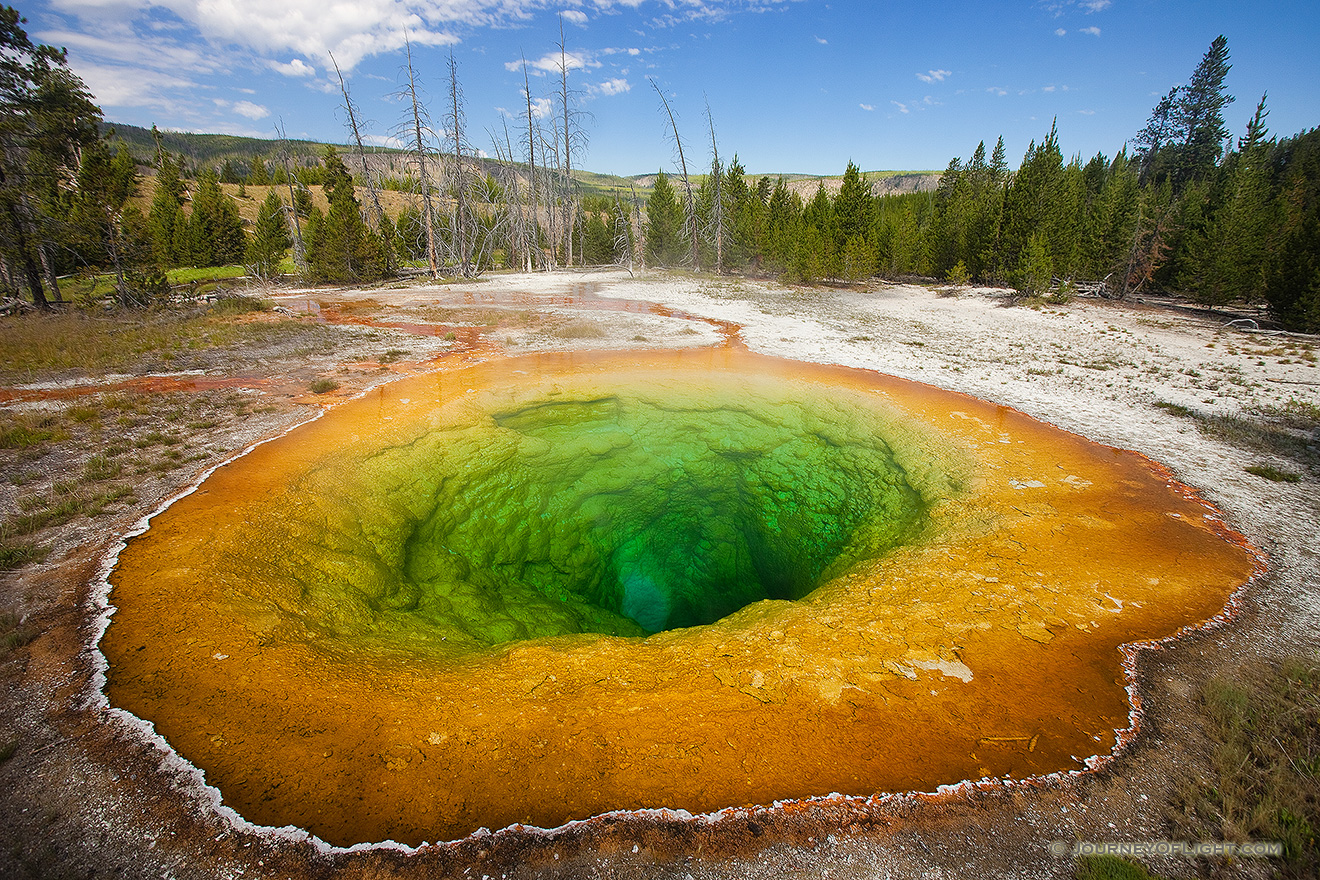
[101,347,1256,846]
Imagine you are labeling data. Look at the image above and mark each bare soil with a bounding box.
[1,271,1316,880]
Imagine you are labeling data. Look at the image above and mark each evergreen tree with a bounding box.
[71,141,162,305]
[1178,94,1275,306]
[246,190,292,279]
[1263,199,1320,332]
[833,161,872,251]
[999,122,1068,288]
[644,170,685,266]
[1134,36,1234,190]
[1173,35,1234,186]
[802,183,838,279]
[187,169,245,267]
[0,7,103,305]
[1020,230,1053,295]
[1262,128,1320,331]
[722,156,756,270]
[581,210,615,265]
[764,177,801,271]
[303,147,387,282]
[931,155,969,275]
[147,152,185,266]
[249,156,270,186]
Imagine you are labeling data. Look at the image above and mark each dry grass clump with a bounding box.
[551,319,607,339]
[1167,657,1320,877]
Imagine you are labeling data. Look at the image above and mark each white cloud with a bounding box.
[49,0,464,70]
[1043,85,1056,92]
[561,9,588,26]
[917,68,951,83]
[1078,109,1096,115]
[594,77,631,96]
[1081,26,1101,36]
[1055,27,1066,36]
[507,49,600,75]
[815,35,827,44]
[232,99,270,119]
[73,60,200,111]
[1081,0,1111,11]
[859,103,873,111]
[891,100,909,114]
[362,134,406,148]
[271,58,317,78]
[988,86,1008,96]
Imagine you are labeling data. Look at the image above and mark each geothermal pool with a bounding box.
[101,346,1255,846]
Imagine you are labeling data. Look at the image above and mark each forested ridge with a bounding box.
[2,7,1317,332]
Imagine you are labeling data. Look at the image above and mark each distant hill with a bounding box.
[104,122,940,199]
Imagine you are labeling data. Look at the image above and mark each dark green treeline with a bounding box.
[639,36,1319,333]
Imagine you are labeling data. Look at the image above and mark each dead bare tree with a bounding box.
[705,100,724,275]
[553,18,592,269]
[649,77,699,270]
[444,50,475,277]
[398,36,441,278]
[329,52,386,232]
[489,118,534,272]
[272,120,306,272]
[520,56,546,270]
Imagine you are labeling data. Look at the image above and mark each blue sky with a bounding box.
[20,0,1320,176]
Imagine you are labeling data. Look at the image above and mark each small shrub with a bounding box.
[211,294,271,316]
[946,260,970,287]
[1245,464,1301,483]
[309,378,340,394]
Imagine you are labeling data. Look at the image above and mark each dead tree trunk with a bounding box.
[650,78,699,271]
[330,53,386,232]
[446,50,473,277]
[402,37,440,279]
[556,19,574,268]
[706,101,724,275]
[273,122,306,272]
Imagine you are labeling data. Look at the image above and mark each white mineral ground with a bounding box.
[1,270,1317,879]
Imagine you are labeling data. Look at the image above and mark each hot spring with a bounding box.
[101,347,1256,846]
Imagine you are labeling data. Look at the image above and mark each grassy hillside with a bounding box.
[106,122,939,202]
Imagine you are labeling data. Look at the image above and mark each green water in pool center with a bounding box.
[387,392,932,642]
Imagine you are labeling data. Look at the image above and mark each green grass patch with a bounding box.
[308,378,340,394]
[1246,464,1302,483]
[83,454,123,481]
[0,539,47,570]
[0,612,39,655]
[0,416,66,449]
[1153,401,1194,418]
[165,265,248,284]
[4,484,135,537]
[1073,855,1162,880]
